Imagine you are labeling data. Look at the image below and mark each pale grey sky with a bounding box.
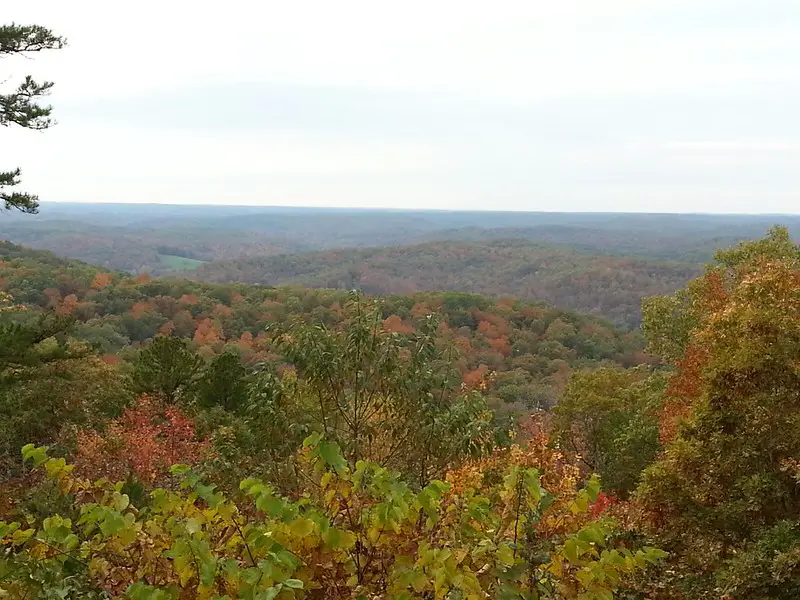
[3,0,800,212]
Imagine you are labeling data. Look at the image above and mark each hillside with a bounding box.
[0,220,306,274]
[192,239,701,329]
[414,225,759,263]
[0,241,645,414]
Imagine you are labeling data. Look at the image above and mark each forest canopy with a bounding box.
[0,226,798,599]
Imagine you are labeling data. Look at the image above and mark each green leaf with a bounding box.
[575,567,594,588]
[255,492,284,517]
[319,441,347,473]
[256,585,282,600]
[563,539,580,564]
[0,522,20,540]
[99,511,127,537]
[584,474,602,502]
[21,444,49,467]
[127,582,179,600]
[496,543,516,567]
[170,464,191,476]
[576,523,606,546]
[643,547,668,563]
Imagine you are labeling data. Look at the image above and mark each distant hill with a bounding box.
[0,220,305,274]
[192,239,702,328]
[413,225,761,263]
[2,205,797,274]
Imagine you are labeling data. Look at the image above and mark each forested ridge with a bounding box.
[0,240,645,419]
[191,239,701,329]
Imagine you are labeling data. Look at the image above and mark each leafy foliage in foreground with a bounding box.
[0,436,664,599]
[3,224,799,597]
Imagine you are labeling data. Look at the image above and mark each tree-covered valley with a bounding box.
[3,203,799,275]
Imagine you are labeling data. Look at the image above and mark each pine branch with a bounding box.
[0,22,65,214]
[0,23,65,54]
[0,168,39,213]
[0,75,55,129]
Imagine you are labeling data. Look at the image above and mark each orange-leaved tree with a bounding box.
[74,395,209,488]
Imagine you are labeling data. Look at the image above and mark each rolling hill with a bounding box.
[191,239,702,328]
[2,205,797,274]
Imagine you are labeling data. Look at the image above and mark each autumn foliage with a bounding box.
[2,434,664,599]
[632,227,800,598]
[3,227,800,599]
[74,395,209,487]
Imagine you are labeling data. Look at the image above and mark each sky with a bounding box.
[3,0,800,213]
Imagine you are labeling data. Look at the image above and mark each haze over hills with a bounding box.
[1,203,798,274]
[2,204,797,327]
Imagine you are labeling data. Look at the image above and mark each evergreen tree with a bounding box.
[195,351,248,412]
[131,336,203,404]
[1,23,65,213]
[0,293,122,479]
[0,291,78,384]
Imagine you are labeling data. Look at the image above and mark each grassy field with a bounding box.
[158,254,205,270]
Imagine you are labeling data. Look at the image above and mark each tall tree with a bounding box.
[0,293,75,378]
[635,226,800,598]
[552,365,667,496]
[1,23,65,213]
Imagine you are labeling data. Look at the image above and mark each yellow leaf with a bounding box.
[290,518,315,538]
[367,526,381,543]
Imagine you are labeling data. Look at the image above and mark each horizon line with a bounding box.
[35,201,800,218]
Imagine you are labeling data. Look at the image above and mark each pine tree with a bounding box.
[195,351,248,412]
[131,336,204,404]
[0,291,76,382]
[1,23,65,213]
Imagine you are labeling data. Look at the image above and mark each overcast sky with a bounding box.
[3,1,800,213]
